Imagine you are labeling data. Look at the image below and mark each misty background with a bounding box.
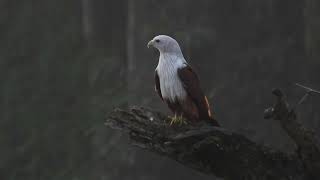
[1,0,319,179]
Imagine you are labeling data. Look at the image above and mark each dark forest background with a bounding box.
[0,0,320,179]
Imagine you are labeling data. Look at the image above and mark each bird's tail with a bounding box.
[204,96,220,127]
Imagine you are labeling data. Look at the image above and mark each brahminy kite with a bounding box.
[147,35,219,126]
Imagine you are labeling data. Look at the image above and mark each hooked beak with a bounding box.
[147,40,154,48]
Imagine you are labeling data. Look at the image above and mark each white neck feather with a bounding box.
[157,52,186,69]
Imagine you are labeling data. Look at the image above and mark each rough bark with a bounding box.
[105,89,320,179]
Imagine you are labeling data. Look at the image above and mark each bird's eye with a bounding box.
[155,39,160,43]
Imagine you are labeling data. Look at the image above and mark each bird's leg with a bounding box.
[166,115,174,124]
[176,114,187,125]
[167,114,177,126]
[169,114,177,126]
[168,114,186,126]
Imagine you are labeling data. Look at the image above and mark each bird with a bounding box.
[147,35,220,126]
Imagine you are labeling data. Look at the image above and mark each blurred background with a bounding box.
[0,0,320,179]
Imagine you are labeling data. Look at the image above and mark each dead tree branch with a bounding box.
[264,88,320,178]
[106,102,312,179]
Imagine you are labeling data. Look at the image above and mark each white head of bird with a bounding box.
[147,35,184,57]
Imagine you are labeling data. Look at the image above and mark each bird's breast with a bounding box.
[157,60,187,102]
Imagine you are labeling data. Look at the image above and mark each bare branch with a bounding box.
[295,83,320,94]
[264,88,320,178]
[106,106,306,179]
[294,83,320,106]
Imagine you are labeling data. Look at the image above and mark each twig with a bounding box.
[294,83,320,106]
[295,83,320,94]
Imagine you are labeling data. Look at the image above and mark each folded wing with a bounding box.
[178,64,219,126]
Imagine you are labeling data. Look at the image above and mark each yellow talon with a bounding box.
[169,114,186,126]
[169,114,176,126]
